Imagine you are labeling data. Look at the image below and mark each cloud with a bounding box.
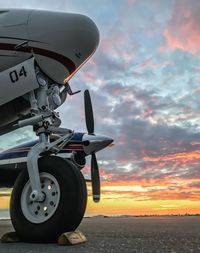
[164,0,200,54]
[0,0,200,213]
[98,177,200,202]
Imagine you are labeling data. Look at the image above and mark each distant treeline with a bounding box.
[85,214,200,218]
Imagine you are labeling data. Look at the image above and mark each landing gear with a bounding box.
[8,66,89,242]
[10,156,87,242]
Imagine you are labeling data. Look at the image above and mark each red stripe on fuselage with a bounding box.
[0,42,76,74]
[6,144,83,153]
[63,145,83,151]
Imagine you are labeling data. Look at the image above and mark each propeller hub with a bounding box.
[82,134,113,155]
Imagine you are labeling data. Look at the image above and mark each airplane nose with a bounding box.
[82,134,113,154]
[103,137,114,147]
[28,10,100,84]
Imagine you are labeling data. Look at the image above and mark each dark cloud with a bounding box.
[188,181,200,188]
[0,1,200,211]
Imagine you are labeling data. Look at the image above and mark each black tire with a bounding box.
[10,156,87,242]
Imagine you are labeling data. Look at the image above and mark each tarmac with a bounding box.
[0,216,199,253]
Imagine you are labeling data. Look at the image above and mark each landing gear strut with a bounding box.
[10,65,87,242]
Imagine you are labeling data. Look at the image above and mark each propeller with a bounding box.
[91,153,100,202]
[84,89,94,134]
[84,89,100,202]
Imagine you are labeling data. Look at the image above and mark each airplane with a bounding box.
[0,9,113,242]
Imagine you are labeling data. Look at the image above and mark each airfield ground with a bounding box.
[0,216,199,253]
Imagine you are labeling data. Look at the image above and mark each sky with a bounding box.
[0,0,200,216]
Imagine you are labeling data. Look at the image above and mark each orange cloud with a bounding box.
[1,178,200,216]
[191,141,200,146]
[86,182,200,215]
[144,150,200,163]
[164,1,200,53]
[137,58,170,71]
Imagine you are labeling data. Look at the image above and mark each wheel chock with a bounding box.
[1,230,87,245]
[1,232,21,243]
[57,230,87,246]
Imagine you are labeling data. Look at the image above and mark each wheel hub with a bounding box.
[21,172,60,224]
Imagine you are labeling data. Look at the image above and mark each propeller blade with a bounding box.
[91,153,100,202]
[84,89,94,134]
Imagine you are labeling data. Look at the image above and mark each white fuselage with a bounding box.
[0,9,99,135]
[0,9,99,83]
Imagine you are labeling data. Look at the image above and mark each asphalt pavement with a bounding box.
[0,216,199,253]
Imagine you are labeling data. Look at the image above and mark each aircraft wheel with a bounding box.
[10,156,87,242]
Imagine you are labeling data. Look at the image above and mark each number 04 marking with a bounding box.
[9,66,27,83]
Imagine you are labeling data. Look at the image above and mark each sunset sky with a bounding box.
[0,0,200,216]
